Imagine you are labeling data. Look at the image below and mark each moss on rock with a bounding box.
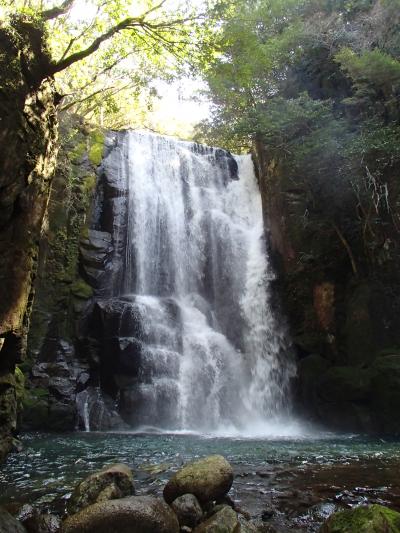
[88,129,105,166]
[320,504,400,532]
[163,455,234,504]
[70,279,93,300]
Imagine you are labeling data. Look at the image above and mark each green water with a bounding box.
[1,431,400,531]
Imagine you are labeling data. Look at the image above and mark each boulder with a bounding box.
[67,463,134,514]
[62,496,179,533]
[0,507,26,532]
[17,504,60,532]
[163,455,233,504]
[320,504,400,532]
[192,506,239,532]
[171,494,203,528]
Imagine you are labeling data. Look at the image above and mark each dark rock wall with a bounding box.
[254,142,400,434]
[0,17,58,460]
[23,119,104,431]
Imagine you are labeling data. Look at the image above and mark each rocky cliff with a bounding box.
[0,16,58,460]
[22,118,104,431]
[254,143,400,434]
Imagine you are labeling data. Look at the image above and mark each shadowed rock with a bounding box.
[62,496,179,533]
[192,505,239,532]
[0,508,26,532]
[171,494,203,528]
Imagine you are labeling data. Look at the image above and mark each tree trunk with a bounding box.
[0,17,59,461]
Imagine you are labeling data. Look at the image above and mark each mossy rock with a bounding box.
[193,505,239,533]
[70,279,93,300]
[14,367,25,405]
[88,130,105,166]
[317,366,371,403]
[163,455,233,504]
[21,388,49,429]
[320,504,400,532]
[68,463,135,514]
[369,356,400,434]
[317,401,373,433]
[70,141,87,164]
[297,354,330,406]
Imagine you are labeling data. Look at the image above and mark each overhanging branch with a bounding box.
[42,0,75,20]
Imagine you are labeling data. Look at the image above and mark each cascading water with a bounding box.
[83,130,295,435]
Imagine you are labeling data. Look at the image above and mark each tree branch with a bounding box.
[48,8,198,75]
[42,0,74,20]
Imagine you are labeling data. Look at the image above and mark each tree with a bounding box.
[0,0,207,124]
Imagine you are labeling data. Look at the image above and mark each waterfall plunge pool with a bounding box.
[1,431,400,531]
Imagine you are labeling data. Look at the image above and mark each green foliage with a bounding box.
[0,0,210,127]
[88,129,105,165]
[197,0,400,273]
[335,48,400,111]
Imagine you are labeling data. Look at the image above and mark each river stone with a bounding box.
[0,507,26,532]
[17,504,61,532]
[192,506,239,532]
[163,455,233,504]
[62,496,179,533]
[320,504,400,532]
[67,463,134,514]
[171,494,203,527]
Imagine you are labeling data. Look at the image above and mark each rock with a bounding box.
[296,354,330,410]
[320,504,400,532]
[79,230,113,287]
[261,508,274,521]
[370,355,400,435]
[75,387,129,431]
[192,506,239,533]
[317,366,371,404]
[24,512,60,533]
[0,507,26,532]
[62,495,179,533]
[164,456,233,504]
[17,504,58,532]
[171,494,203,528]
[239,521,260,533]
[67,463,134,514]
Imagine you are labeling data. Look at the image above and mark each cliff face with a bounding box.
[0,17,58,460]
[22,119,103,432]
[254,143,400,434]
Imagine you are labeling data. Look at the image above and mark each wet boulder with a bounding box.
[171,494,203,528]
[0,507,26,532]
[163,455,233,504]
[67,463,134,514]
[62,495,179,533]
[192,506,239,532]
[320,504,400,532]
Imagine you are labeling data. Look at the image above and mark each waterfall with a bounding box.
[87,130,294,435]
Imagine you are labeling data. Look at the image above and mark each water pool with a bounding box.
[1,431,399,531]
